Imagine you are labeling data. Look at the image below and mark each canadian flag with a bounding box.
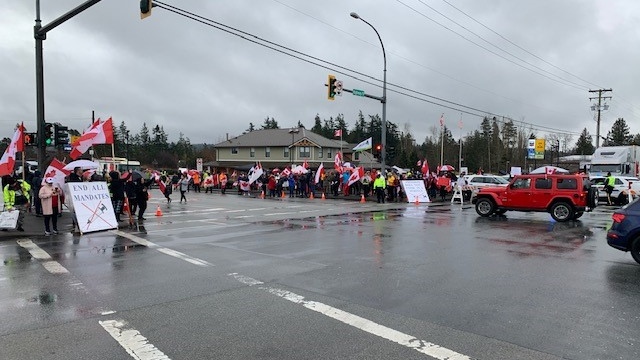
[302,160,309,169]
[70,117,115,159]
[281,167,291,177]
[347,166,365,186]
[315,163,324,184]
[334,152,342,172]
[439,113,445,127]
[545,167,556,175]
[42,158,71,186]
[0,123,25,176]
[334,129,342,137]
[416,159,422,167]
[421,159,429,175]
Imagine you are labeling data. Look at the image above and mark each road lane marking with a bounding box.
[228,273,471,360]
[99,319,171,360]
[111,230,212,267]
[17,239,70,274]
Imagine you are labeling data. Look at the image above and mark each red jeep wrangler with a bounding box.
[473,173,598,222]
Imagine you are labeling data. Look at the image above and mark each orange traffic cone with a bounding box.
[321,192,326,200]
[260,190,265,199]
[282,190,286,198]
[155,205,163,217]
[310,192,314,199]
[360,194,366,203]
[414,196,420,205]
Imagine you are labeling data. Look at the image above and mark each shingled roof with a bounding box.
[214,128,345,149]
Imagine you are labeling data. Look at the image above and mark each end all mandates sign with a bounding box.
[66,182,117,234]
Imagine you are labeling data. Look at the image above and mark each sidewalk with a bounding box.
[0,210,76,240]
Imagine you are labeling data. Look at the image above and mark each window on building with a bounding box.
[327,149,332,158]
[299,146,310,158]
[354,152,360,160]
[231,147,238,154]
[284,147,289,158]
[265,147,271,158]
[318,147,323,158]
[250,147,255,158]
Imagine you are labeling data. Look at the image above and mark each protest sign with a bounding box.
[66,181,117,234]
[400,180,430,203]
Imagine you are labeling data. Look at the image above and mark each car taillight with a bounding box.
[612,213,626,223]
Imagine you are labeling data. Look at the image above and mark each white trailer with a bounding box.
[590,145,640,177]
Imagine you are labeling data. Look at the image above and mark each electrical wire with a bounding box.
[152,1,581,136]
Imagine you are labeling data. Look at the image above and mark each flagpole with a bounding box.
[440,114,444,167]
[458,113,463,172]
[21,150,25,181]
[340,130,343,161]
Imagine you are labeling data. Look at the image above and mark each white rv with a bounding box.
[590,146,640,177]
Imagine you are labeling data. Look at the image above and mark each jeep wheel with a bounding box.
[631,237,640,265]
[587,187,598,208]
[475,198,495,217]
[572,212,583,220]
[550,202,574,222]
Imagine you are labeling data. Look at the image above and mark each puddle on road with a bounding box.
[28,292,57,305]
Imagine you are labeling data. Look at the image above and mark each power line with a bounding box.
[439,0,602,90]
[395,0,588,91]
[152,1,580,136]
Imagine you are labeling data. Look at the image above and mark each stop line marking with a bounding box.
[16,239,69,274]
[228,273,471,360]
[99,319,171,360]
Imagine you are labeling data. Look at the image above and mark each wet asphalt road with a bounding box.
[0,190,638,360]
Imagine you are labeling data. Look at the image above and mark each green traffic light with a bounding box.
[45,138,53,145]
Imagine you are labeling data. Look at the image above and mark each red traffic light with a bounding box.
[375,144,382,151]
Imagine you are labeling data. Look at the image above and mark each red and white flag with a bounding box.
[334,152,342,172]
[439,113,444,127]
[347,167,365,187]
[0,123,25,176]
[421,159,429,175]
[42,158,70,186]
[315,163,324,184]
[70,117,115,159]
[416,159,422,167]
[302,160,309,169]
[281,167,291,177]
[545,167,555,175]
[334,129,342,137]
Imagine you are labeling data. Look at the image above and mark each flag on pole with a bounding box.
[43,158,70,186]
[416,159,422,167]
[70,117,115,159]
[315,163,324,184]
[347,167,365,186]
[334,152,342,172]
[334,129,342,137]
[0,123,25,176]
[439,113,445,127]
[352,137,372,152]
[421,159,429,175]
[302,160,309,169]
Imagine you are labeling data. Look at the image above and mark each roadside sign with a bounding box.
[196,158,203,172]
[352,89,365,97]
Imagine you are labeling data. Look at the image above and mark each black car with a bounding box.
[607,198,640,264]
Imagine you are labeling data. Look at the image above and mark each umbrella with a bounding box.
[122,170,145,180]
[291,165,309,174]
[63,159,99,171]
[271,168,281,173]
[439,164,455,172]
[530,166,569,174]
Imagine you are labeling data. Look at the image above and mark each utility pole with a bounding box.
[589,88,612,148]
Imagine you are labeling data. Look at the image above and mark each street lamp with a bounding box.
[288,128,299,165]
[350,12,387,173]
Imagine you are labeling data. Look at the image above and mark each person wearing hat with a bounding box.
[3,178,31,232]
[38,177,61,235]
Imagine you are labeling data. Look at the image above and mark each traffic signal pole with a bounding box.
[34,0,102,170]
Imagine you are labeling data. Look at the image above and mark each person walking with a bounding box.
[373,173,386,204]
[134,177,154,221]
[605,172,616,205]
[163,176,173,203]
[109,170,131,222]
[179,173,189,203]
[38,177,60,235]
[219,171,228,195]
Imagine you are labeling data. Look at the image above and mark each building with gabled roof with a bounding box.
[208,127,376,171]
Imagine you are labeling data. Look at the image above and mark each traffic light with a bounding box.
[140,0,153,19]
[373,144,382,159]
[54,123,69,146]
[24,132,37,146]
[328,74,336,101]
[44,123,54,146]
[387,146,396,161]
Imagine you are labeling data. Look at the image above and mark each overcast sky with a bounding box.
[1,0,638,147]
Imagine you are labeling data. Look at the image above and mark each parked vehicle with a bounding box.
[473,173,597,222]
[590,176,640,205]
[590,145,640,177]
[463,174,510,189]
[607,199,640,264]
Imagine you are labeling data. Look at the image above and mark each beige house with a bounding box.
[210,127,376,170]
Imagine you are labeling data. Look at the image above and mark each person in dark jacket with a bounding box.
[134,177,154,221]
[68,167,83,182]
[31,170,43,216]
[109,170,131,221]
